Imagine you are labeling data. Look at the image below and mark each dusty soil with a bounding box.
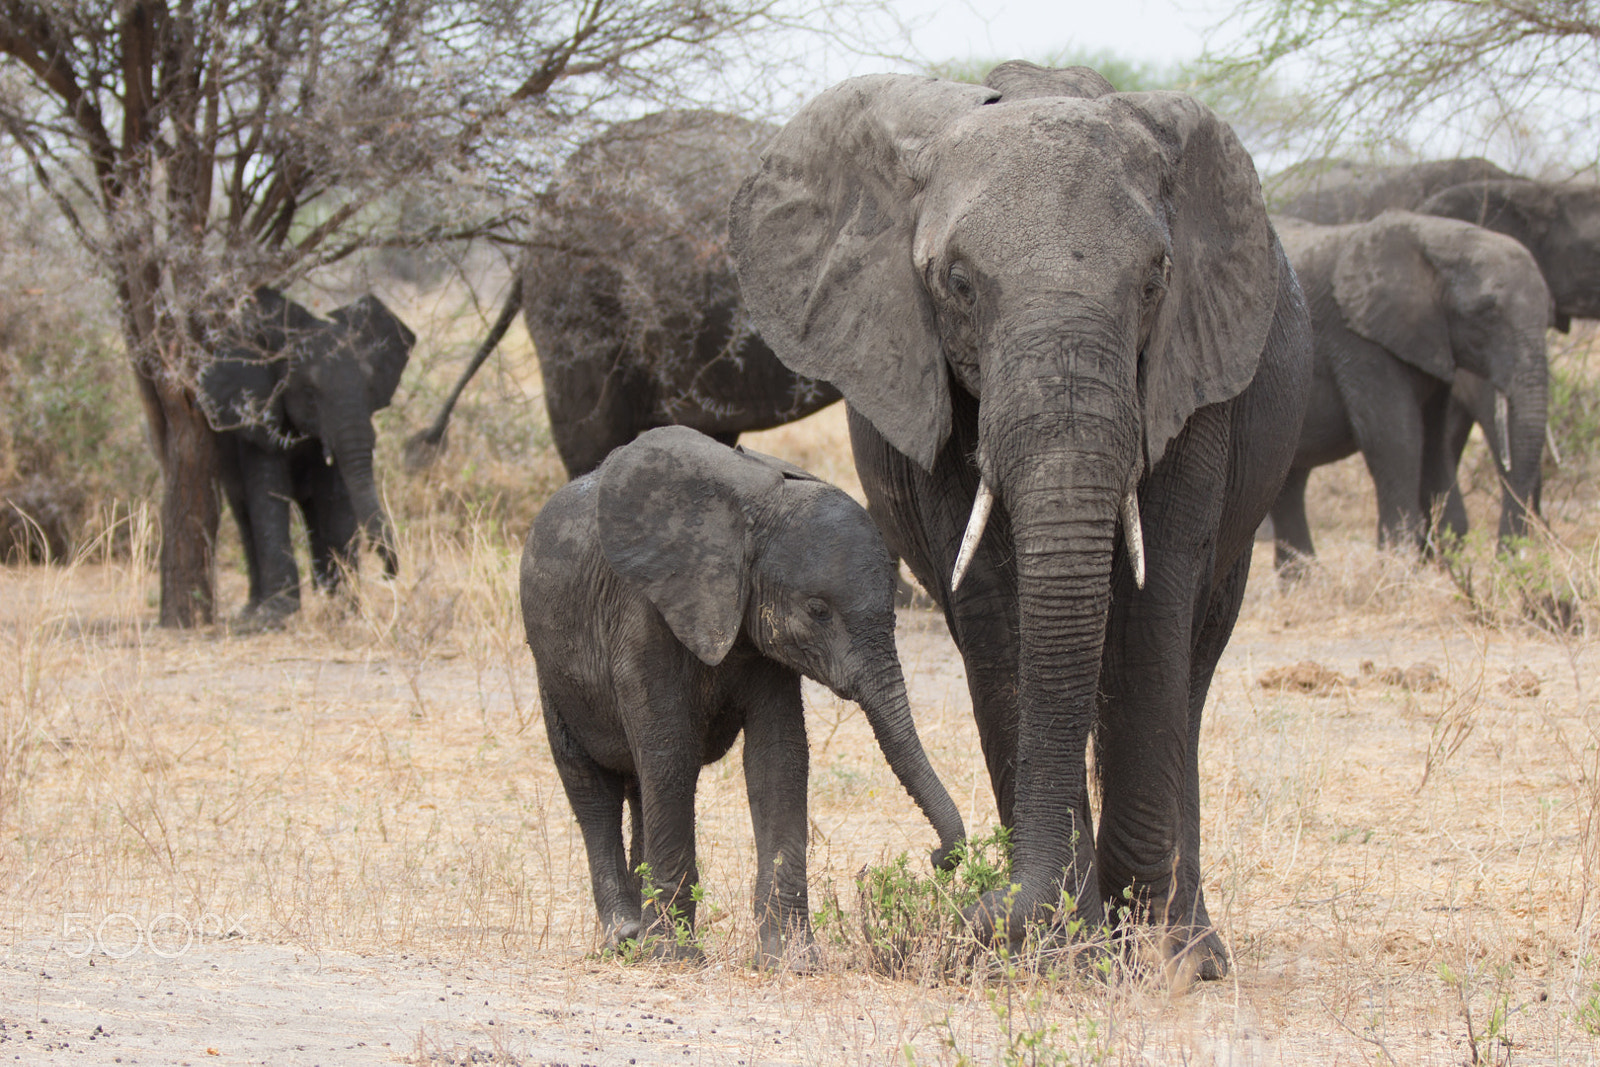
[1,406,1598,1065]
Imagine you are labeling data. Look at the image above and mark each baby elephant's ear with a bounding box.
[597,427,784,666]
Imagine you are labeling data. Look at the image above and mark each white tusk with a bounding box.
[1546,423,1563,467]
[950,480,995,594]
[1121,491,1146,590]
[1493,391,1512,473]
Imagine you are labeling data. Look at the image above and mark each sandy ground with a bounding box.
[2,565,1598,1065]
[1,392,1598,1064]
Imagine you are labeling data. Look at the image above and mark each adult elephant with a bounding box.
[201,288,415,621]
[1277,157,1600,329]
[730,63,1313,981]
[1268,212,1551,573]
[405,109,839,479]
[1277,157,1597,537]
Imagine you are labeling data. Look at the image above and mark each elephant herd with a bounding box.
[200,60,1600,981]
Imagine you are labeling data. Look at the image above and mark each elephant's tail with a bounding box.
[403,275,524,472]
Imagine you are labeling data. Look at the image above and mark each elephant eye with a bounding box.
[1142,255,1172,306]
[947,262,976,306]
[806,597,832,621]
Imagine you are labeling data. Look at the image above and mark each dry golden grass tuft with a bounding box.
[2,290,1600,1061]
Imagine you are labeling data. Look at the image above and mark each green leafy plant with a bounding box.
[599,861,703,962]
[1576,956,1600,1036]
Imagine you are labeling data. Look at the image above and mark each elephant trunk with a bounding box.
[967,322,1142,940]
[848,645,967,869]
[325,398,399,576]
[1497,336,1549,544]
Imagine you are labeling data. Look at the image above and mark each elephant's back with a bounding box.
[521,476,610,661]
[1274,157,1520,223]
[522,110,774,372]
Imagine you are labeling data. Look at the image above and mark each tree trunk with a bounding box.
[151,371,220,628]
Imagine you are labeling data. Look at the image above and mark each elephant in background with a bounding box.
[522,426,965,966]
[1271,157,1518,225]
[406,109,839,479]
[201,288,415,621]
[730,62,1313,981]
[1276,157,1597,538]
[1277,157,1600,329]
[1269,212,1551,572]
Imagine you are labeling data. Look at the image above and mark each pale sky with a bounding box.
[888,0,1239,69]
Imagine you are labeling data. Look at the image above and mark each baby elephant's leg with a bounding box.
[542,694,640,946]
[622,677,707,962]
[741,665,814,970]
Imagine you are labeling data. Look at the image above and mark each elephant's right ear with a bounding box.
[328,295,417,412]
[1333,213,1455,382]
[730,74,1000,472]
[597,427,784,666]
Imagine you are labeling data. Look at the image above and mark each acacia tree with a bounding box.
[0,0,841,626]
[1209,0,1600,162]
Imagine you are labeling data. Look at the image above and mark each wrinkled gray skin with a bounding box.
[1278,158,1598,537]
[407,110,839,478]
[1269,213,1551,571]
[201,288,414,620]
[730,63,1313,982]
[522,426,966,967]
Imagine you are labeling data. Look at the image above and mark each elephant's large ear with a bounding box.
[328,295,417,412]
[1330,213,1455,382]
[597,427,784,666]
[250,287,325,353]
[730,74,1000,472]
[983,61,1115,100]
[1116,93,1280,469]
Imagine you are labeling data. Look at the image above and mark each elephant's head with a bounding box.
[1422,178,1600,327]
[282,295,416,575]
[594,426,966,868]
[730,68,1280,930]
[200,288,328,450]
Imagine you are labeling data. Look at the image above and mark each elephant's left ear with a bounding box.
[1115,92,1279,470]
[329,296,417,411]
[597,427,784,666]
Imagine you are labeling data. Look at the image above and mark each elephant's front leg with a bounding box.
[295,449,360,592]
[237,445,302,617]
[1170,549,1253,982]
[617,670,706,963]
[739,663,814,970]
[1095,409,1229,981]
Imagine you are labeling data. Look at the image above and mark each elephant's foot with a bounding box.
[641,936,705,965]
[233,595,299,632]
[605,916,705,966]
[1160,924,1229,986]
[755,923,817,974]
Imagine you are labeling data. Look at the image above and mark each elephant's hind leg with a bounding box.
[1269,466,1315,579]
[541,691,640,948]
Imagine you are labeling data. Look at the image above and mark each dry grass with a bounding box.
[3,291,1600,1062]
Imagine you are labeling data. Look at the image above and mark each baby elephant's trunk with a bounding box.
[850,645,966,869]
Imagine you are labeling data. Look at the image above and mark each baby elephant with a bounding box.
[522,426,965,967]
